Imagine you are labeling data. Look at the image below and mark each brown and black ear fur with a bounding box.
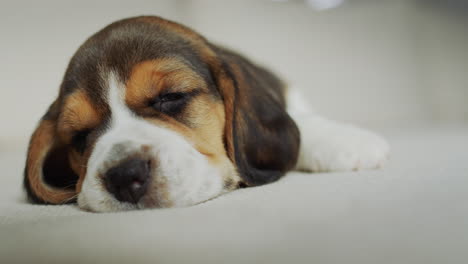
[209,46,300,186]
[23,100,79,204]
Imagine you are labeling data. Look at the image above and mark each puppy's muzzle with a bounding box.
[104,157,151,204]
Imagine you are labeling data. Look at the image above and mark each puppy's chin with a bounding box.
[77,192,138,212]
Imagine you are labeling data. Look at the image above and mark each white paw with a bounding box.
[295,117,390,172]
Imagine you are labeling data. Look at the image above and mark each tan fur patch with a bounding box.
[57,89,101,142]
[55,89,100,194]
[141,97,240,186]
[212,68,237,163]
[26,120,76,203]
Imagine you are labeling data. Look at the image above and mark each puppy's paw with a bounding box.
[296,119,390,172]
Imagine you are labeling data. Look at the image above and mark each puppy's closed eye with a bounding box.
[152,92,187,114]
[150,90,200,115]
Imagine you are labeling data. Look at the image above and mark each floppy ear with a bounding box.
[210,46,300,186]
[23,100,79,204]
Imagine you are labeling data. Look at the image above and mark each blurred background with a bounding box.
[1,0,467,148]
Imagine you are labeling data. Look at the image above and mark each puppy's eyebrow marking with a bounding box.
[57,89,100,141]
[125,58,207,109]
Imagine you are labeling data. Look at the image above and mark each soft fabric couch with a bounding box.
[1,126,467,264]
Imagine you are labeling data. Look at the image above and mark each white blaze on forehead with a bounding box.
[107,72,135,125]
[77,72,226,212]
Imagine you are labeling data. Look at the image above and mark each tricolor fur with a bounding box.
[24,16,389,212]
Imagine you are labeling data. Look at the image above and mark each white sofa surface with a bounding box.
[1,126,467,264]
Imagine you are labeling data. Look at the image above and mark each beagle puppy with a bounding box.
[23,16,389,212]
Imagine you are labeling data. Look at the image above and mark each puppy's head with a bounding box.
[24,16,300,212]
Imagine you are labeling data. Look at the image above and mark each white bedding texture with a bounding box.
[1,126,467,264]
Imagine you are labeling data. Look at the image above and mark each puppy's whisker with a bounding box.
[60,183,77,189]
[60,193,79,204]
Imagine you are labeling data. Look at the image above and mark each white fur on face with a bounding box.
[77,73,226,212]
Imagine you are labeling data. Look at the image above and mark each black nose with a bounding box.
[104,158,151,204]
